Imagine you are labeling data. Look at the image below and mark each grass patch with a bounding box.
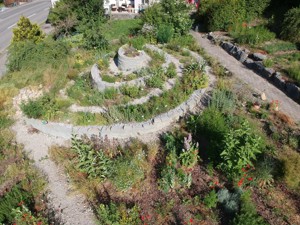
[101,19,142,41]
[262,41,298,54]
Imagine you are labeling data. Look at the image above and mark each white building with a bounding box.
[104,0,159,14]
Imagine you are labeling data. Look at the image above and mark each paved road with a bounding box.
[0,0,51,76]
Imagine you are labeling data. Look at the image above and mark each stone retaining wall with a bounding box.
[117,44,150,71]
[217,40,300,103]
[24,73,215,140]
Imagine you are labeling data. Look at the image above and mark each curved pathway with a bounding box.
[12,121,97,225]
[191,31,300,122]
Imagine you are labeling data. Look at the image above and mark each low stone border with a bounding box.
[91,45,182,92]
[207,33,300,103]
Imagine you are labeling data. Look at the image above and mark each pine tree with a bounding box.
[12,16,45,43]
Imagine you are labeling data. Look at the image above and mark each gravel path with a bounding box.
[191,31,300,123]
[12,120,97,225]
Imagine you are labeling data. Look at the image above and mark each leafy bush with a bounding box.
[204,0,246,31]
[82,20,108,50]
[166,62,177,78]
[146,74,164,88]
[0,114,13,129]
[0,185,33,223]
[159,133,199,192]
[8,38,69,72]
[244,0,271,20]
[97,202,141,225]
[262,58,274,67]
[157,24,174,44]
[203,190,218,209]
[12,16,45,43]
[71,135,112,179]
[217,188,241,215]
[130,36,146,50]
[142,0,192,35]
[233,191,267,225]
[119,85,144,98]
[21,94,59,120]
[230,25,276,45]
[219,120,263,178]
[210,89,236,114]
[280,7,300,44]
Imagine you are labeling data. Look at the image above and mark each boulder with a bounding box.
[286,83,300,101]
[243,58,255,70]
[272,72,286,91]
[261,67,275,79]
[251,52,267,61]
[234,49,248,62]
[252,61,265,75]
[221,42,234,53]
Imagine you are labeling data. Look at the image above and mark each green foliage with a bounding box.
[82,20,108,50]
[130,36,146,50]
[12,16,45,43]
[166,62,177,78]
[203,190,218,209]
[71,135,112,179]
[146,72,165,89]
[159,133,199,192]
[21,94,60,120]
[262,58,274,68]
[280,7,300,44]
[0,114,13,129]
[187,107,229,163]
[244,0,271,20]
[119,85,145,98]
[145,48,165,67]
[219,120,262,178]
[287,63,300,84]
[200,0,246,31]
[111,143,146,190]
[262,41,298,54]
[233,191,267,225]
[97,202,141,225]
[12,204,48,225]
[101,19,142,41]
[8,38,69,72]
[210,89,236,114]
[142,0,192,35]
[217,188,241,214]
[280,149,300,191]
[157,24,174,44]
[0,185,33,223]
[48,0,106,37]
[230,25,276,45]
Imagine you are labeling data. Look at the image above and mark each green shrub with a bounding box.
[97,202,141,225]
[0,114,13,129]
[0,185,33,223]
[8,38,69,72]
[230,25,276,45]
[280,7,300,44]
[219,120,263,178]
[82,20,108,50]
[167,35,196,49]
[130,36,146,50]
[119,85,144,98]
[210,89,236,114]
[244,0,271,20]
[281,149,300,191]
[141,3,164,28]
[166,62,177,78]
[206,0,246,31]
[157,24,174,44]
[262,58,274,68]
[101,74,117,83]
[146,74,164,88]
[71,135,113,179]
[12,16,45,43]
[203,190,218,209]
[217,188,241,215]
[233,191,267,225]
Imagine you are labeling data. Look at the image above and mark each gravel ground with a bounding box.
[191,31,300,123]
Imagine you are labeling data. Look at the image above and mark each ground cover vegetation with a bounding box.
[1,0,300,223]
[197,0,300,84]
